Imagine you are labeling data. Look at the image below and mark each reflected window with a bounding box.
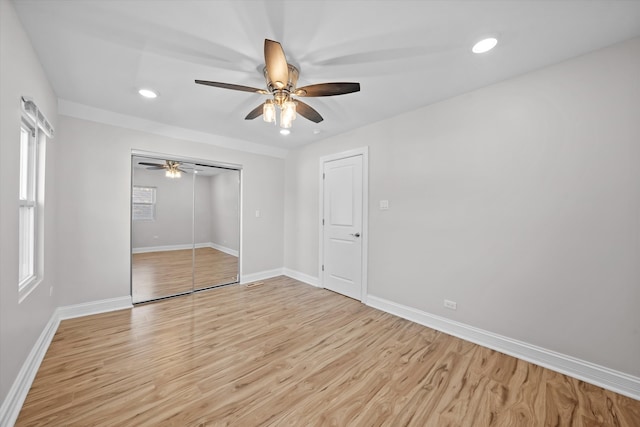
[132,186,156,221]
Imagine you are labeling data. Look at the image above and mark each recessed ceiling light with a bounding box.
[138,88,158,99]
[472,37,498,54]
[280,129,290,135]
[313,129,321,135]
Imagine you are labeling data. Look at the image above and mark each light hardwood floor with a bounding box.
[17,276,640,426]
[132,247,238,302]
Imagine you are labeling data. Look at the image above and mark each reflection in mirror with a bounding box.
[131,156,240,303]
[131,156,196,302]
[193,165,240,290]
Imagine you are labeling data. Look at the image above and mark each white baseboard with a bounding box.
[209,242,239,257]
[132,242,212,254]
[0,296,133,426]
[132,242,238,256]
[0,312,59,427]
[367,295,640,400]
[57,296,133,320]
[240,268,283,284]
[282,268,320,287]
[222,267,318,287]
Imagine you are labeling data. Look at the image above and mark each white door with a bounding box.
[322,155,363,300]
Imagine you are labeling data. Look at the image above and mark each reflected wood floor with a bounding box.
[17,276,640,426]
[132,247,238,302]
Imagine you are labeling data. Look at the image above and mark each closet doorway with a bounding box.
[131,153,241,303]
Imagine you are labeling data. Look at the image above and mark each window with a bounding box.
[19,123,36,284]
[18,120,40,292]
[18,97,53,300]
[132,186,156,221]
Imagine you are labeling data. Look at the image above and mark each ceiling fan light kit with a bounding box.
[139,160,185,179]
[196,39,360,131]
[165,169,181,179]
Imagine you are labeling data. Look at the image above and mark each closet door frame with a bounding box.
[130,149,243,303]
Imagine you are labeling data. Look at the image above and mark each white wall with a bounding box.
[0,0,59,406]
[209,170,240,252]
[55,115,285,306]
[132,167,213,249]
[284,37,640,377]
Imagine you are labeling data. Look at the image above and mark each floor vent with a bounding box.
[246,281,264,288]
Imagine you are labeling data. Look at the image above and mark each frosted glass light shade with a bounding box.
[280,100,296,128]
[263,100,276,123]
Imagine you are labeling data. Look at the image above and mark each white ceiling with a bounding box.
[13,0,640,153]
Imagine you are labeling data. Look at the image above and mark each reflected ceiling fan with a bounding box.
[139,160,186,178]
[195,39,360,129]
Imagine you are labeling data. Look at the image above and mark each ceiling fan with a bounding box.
[138,160,186,178]
[195,39,360,128]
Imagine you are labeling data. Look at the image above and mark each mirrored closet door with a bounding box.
[131,155,240,303]
[193,164,240,291]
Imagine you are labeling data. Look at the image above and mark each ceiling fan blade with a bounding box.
[295,82,360,97]
[264,39,289,90]
[146,166,166,170]
[245,104,264,120]
[295,100,324,123]
[195,80,268,94]
[138,162,165,167]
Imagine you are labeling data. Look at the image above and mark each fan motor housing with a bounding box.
[264,64,299,95]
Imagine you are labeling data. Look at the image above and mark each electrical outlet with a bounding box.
[444,299,457,310]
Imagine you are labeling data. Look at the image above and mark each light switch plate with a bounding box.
[379,200,389,210]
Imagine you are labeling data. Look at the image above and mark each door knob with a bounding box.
[350,232,361,237]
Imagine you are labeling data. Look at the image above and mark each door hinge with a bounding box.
[323,173,325,179]
[322,265,324,271]
[322,219,324,225]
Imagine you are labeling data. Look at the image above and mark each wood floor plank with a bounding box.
[16,276,640,426]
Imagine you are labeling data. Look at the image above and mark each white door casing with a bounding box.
[320,148,368,301]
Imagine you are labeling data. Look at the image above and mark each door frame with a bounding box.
[318,147,369,303]
[130,149,243,302]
